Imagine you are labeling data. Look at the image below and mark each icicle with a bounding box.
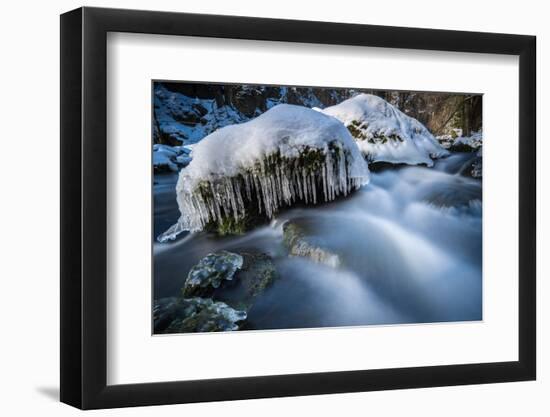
[166,144,367,236]
[310,173,317,204]
[321,156,328,202]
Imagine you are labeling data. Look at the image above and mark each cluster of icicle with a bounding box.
[158,144,365,242]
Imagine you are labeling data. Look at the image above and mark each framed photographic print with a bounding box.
[60,6,536,409]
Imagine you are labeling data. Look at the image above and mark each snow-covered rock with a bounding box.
[153,144,193,173]
[322,94,449,167]
[154,85,249,145]
[153,84,359,146]
[438,131,482,153]
[449,131,483,152]
[158,104,370,240]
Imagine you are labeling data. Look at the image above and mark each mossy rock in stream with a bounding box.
[182,251,277,311]
[182,251,244,298]
[189,146,333,236]
[203,211,264,236]
[171,138,367,236]
[153,297,247,333]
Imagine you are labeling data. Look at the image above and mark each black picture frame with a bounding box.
[60,6,536,410]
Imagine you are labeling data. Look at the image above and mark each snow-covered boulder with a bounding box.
[154,85,249,145]
[159,104,369,239]
[448,131,483,152]
[322,94,449,166]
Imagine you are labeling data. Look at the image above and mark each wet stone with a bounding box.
[182,250,243,297]
[182,251,277,309]
[153,297,247,333]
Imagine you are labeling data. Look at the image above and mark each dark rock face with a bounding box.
[160,82,356,111]
[154,82,482,146]
[162,83,225,101]
[448,143,477,153]
[172,103,207,126]
[153,82,359,145]
[368,161,426,172]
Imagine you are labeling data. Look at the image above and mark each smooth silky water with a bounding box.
[153,152,482,330]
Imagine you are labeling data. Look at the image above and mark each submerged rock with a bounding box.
[153,297,247,333]
[158,104,369,241]
[420,177,482,208]
[322,94,449,166]
[282,220,341,267]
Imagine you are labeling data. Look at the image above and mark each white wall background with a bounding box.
[0,0,545,415]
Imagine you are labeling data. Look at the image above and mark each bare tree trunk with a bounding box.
[462,99,471,136]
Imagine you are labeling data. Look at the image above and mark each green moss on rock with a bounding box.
[181,251,278,311]
[185,140,359,236]
[153,297,247,333]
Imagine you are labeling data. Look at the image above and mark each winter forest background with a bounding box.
[153,82,482,151]
[152,82,483,334]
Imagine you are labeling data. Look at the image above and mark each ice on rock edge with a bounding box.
[153,144,193,172]
[158,104,370,240]
[154,297,247,332]
[184,251,244,295]
[322,94,449,166]
[452,131,483,150]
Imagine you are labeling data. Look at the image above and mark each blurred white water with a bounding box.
[154,153,482,329]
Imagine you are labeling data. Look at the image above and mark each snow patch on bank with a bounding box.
[452,131,483,150]
[154,85,249,145]
[153,144,193,172]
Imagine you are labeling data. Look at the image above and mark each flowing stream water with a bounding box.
[153,152,482,330]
